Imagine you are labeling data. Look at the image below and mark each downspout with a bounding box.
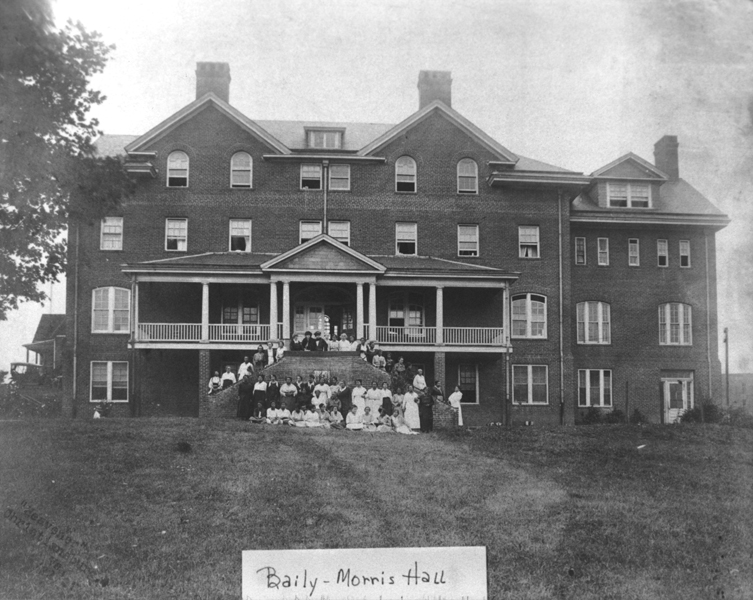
[558,190,565,425]
[705,233,712,399]
[322,160,329,230]
[71,221,80,416]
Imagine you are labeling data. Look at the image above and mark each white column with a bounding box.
[503,283,511,347]
[368,282,377,340]
[201,282,209,342]
[356,282,364,339]
[133,281,140,341]
[269,280,278,341]
[282,280,291,344]
[436,285,444,344]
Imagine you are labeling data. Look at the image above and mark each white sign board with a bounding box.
[242,546,487,600]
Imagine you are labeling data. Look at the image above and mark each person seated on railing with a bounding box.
[266,400,283,425]
[275,340,285,362]
[346,406,364,430]
[301,331,317,351]
[290,334,303,351]
[253,346,266,370]
[365,381,381,416]
[289,406,306,427]
[250,401,266,423]
[380,381,394,416]
[238,356,254,381]
[351,379,366,416]
[221,366,236,390]
[313,331,328,351]
[207,371,222,394]
[362,406,377,431]
[372,349,386,370]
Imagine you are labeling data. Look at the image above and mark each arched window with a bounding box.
[167,151,189,187]
[659,303,692,345]
[230,152,252,188]
[457,158,478,194]
[512,293,547,338]
[92,287,130,333]
[395,156,416,192]
[388,292,424,327]
[576,301,611,344]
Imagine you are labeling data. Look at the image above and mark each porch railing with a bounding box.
[208,324,271,342]
[375,326,437,344]
[137,323,202,342]
[443,327,505,346]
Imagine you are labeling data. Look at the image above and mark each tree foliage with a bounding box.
[0,0,134,320]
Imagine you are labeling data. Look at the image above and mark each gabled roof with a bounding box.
[261,235,386,272]
[358,100,519,164]
[124,93,290,155]
[591,152,669,180]
[30,314,66,342]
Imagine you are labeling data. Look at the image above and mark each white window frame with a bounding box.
[512,364,549,405]
[306,130,342,149]
[100,217,123,251]
[457,363,479,405]
[659,303,692,346]
[388,292,424,328]
[396,222,418,256]
[511,293,547,339]
[578,369,612,407]
[229,219,252,252]
[300,164,322,190]
[90,361,129,403]
[230,152,252,188]
[657,239,668,267]
[575,237,586,265]
[680,240,691,268]
[91,287,131,334]
[457,224,479,257]
[518,226,540,258]
[328,164,351,191]
[165,218,188,252]
[395,156,417,193]
[166,151,189,187]
[607,182,651,208]
[328,221,351,246]
[222,300,260,325]
[597,237,609,266]
[300,220,323,244]
[628,238,640,266]
[457,158,478,194]
[577,301,611,345]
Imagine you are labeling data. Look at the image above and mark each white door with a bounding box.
[663,378,693,423]
[294,304,324,334]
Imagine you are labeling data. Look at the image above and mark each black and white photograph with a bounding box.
[1,0,752,598]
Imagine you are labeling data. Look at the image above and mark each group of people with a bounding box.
[234,370,444,433]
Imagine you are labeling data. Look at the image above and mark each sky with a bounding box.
[2,0,752,376]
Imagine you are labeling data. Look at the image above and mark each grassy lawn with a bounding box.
[0,419,751,600]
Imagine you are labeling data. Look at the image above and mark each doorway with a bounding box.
[662,375,694,423]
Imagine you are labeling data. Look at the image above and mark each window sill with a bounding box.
[395,190,417,194]
[89,399,129,403]
[511,336,549,341]
[576,342,612,346]
[512,403,549,407]
[100,249,124,252]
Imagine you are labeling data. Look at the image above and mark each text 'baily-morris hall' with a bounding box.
[64,63,729,425]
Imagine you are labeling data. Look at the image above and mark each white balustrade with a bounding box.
[137,323,202,342]
[443,327,505,346]
[375,326,437,344]
[208,324,271,342]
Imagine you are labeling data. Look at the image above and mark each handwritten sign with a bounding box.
[242,546,487,600]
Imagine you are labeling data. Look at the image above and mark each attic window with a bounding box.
[307,130,342,149]
[607,183,650,208]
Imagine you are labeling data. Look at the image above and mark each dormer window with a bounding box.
[307,130,342,149]
[607,182,650,208]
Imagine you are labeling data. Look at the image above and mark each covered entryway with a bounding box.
[292,284,356,339]
[662,371,694,423]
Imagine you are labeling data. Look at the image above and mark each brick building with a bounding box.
[64,63,729,424]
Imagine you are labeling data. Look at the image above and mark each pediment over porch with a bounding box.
[261,235,387,273]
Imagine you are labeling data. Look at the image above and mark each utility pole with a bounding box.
[724,327,729,407]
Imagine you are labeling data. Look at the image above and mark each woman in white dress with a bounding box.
[402,384,421,430]
[303,405,322,427]
[448,385,464,426]
[391,407,418,435]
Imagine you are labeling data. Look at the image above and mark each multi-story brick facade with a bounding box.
[64,63,728,425]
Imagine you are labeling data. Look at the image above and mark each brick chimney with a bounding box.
[418,70,452,110]
[196,62,231,103]
[654,135,679,180]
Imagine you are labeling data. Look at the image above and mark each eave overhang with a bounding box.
[570,211,731,230]
[488,171,591,190]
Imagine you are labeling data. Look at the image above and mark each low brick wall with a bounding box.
[434,399,458,429]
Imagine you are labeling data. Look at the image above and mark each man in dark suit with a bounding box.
[332,380,352,418]
[314,331,328,351]
[301,331,317,351]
